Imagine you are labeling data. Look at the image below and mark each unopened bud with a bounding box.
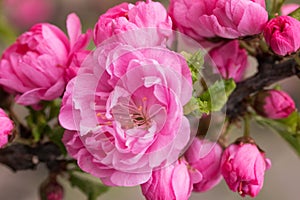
[39,176,64,200]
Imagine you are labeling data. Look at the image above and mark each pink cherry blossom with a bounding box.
[209,40,248,82]
[169,0,268,39]
[59,42,193,186]
[185,138,223,192]
[254,90,295,119]
[263,16,300,56]
[0,13,91,106]
[0,108,14,148]
[221,142,271,197]
[93,0,172,46]
[141,158,195,200]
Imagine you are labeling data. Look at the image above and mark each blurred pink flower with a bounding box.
[221,142,271,197]
[264,16,300,56]
[0,108,13,148]
[254,89,295,119]
[0,13,91,106]
[3,0,54,29]
[93,0,172,46]
[185,138,223,192]
[209,40,248,82]
[169,0,268,39]
[141,158,195,200]
[59,43,193,186]
[281,4,299,16]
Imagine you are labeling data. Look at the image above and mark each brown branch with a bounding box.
[226,54,300,121]
[0,142,63,172]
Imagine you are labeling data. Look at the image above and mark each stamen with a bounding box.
[138,106,143,111]
[238,182,243,195]
[96,112,107,119]
[105,121,112,125]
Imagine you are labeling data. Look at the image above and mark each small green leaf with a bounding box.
[184,79,236,115]
[289,7,300,21]
[256,113,300,157]
[183,97,204,116]
[275,111,298,132]
[69,173,110,200]
[181,51,204,83]
[199,79,236,112]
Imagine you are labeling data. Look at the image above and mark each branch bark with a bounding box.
[226,54,300,121]
[0,142,62,172]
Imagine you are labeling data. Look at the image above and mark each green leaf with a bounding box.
[256,113,300,157]
[289,7,300,21]
[199,79,236,112]
[275,111,298,132]
[181,51,204,83]
[183,97,205,116]
[184,79,236,115]
[69,173,110,200]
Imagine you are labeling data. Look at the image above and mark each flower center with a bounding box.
[112,96,151,129]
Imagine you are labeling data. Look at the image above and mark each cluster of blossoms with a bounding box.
[0,0,299,200]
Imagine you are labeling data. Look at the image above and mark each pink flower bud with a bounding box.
[94,0,172,46]
[281,4,299,16]
[209,40,248,82]
[184,138,223,192]
[263,16,300,56]
[141,158,193,200]
[0,108,13,148]
[40,178,64,200]
[169,0,268,40]
[0,14,91,106]
[254,90,295,119]
[221,142,271,197]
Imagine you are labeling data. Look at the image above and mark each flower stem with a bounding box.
[218,120,232,148]
[243,115,250,137]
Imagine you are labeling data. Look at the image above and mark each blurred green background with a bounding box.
[0,0,299,200]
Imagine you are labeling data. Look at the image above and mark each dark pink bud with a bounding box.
[254,90,295,119]
[221,142,271,197]
[40,178,64,200]
[263,16,300,56]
